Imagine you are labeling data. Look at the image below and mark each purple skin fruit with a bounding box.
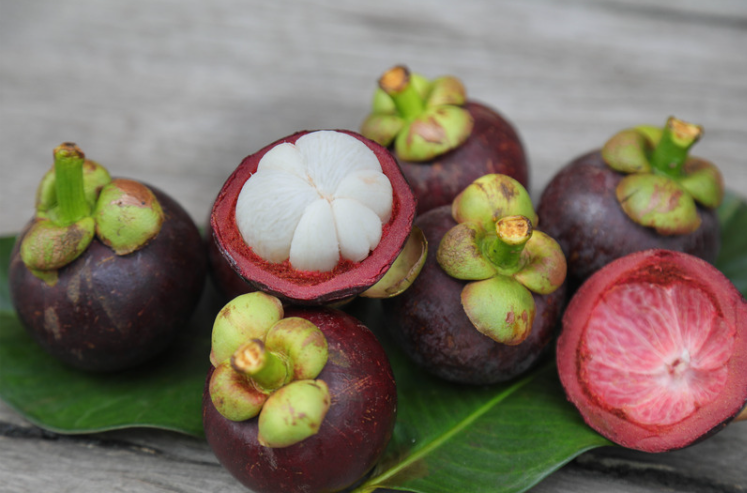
[537,151,720,291]
[10,185,206,372]
[384,205,566,385]
[202,306,397,493]
[398,101,529,215]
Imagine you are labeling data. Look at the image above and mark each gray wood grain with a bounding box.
[1,0,746,492]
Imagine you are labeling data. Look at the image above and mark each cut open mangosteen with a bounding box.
[557,249,747,453]
[210,130,422,305]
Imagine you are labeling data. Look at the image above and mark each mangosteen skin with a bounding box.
[397,101,529,215]
[202,307,397,493]
[205,221,256,301]
[537,151,720,291]
[384,206,566,385]
[9,184,206,372]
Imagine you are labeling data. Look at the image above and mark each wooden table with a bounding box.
[1,1,746,491]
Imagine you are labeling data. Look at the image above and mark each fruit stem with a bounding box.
[379,65,424,120]
[650,117,702,178]
[484,215,532,272]
[231,339,289,391]
[53,143,90,226]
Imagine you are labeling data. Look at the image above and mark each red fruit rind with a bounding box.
[211,130,416,304]
[557,249,747,452]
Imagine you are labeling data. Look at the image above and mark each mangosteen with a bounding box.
[557,249,747,453]
[360,65,529,214]
[538,117,723,290]
[385,174,567,385]
[9,143,206,372]
[210,129,426,306]
[202,292,397,493]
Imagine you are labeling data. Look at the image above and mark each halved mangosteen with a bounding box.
[210,130,424,305]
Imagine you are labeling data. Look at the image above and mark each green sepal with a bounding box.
[451,174,537,232]
[616,174,701,235]
[257,379,331,448]
[36,159,112,221]
[426,76,467,107]
[460,275,536,345]
[601,128,653,174]
[20,216,95,272]
[209,360,269,422]
[634,125,662,145]
[393,105,473,162]
[437,222,497,281]
[679,157,724,209]
[361,226,428,298]
[360,113,405,148]
[513,231,567,295]
[264,317,328,381]
[361,66,473,161]
[93,178,164,255]
[210,292,285,367]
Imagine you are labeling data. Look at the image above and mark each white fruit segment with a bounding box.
[235,131,393,272]
[582,282,734,427]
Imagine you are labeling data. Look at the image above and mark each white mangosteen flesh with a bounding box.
[235,131,393,272]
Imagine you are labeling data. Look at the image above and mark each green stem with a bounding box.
[650,117,702,177]
[484,215,532,273]
[231,339,289,391]
[379,65,424,120]
[53,143,90,226]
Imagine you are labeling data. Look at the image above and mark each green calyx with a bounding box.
[208,293,331,448]
[361,226,428,298]
[20,143,164,280]
[360,65,474,162]
[437,174,566,344]
[602,117,724,235]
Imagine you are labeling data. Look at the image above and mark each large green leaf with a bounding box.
[0,191,744,493]
[716,192,747,297]
[345,299,610,493]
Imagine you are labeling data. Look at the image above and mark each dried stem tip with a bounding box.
[378,65,410,94]
[496,215,533,246]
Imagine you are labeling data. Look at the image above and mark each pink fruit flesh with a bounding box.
[558,249,747,452]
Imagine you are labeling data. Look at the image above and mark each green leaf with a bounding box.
[0,311,211,436]
[345,300,610,493]
[0,190,744,493]
[716,191,747,297]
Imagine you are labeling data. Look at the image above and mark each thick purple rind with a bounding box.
[9,184,206,372]
[397,101,529,215]
[202,307,397,493]
[383,206,566,385]
[537,151,720,291]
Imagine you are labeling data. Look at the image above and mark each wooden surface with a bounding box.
[1,0,746,492]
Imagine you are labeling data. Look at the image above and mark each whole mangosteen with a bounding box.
[360,65,529,214]
[210,129,426,306]
[385,174,567,385]
[9,143,206,372]
[538,117,723,290]
[202,292,397,493]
